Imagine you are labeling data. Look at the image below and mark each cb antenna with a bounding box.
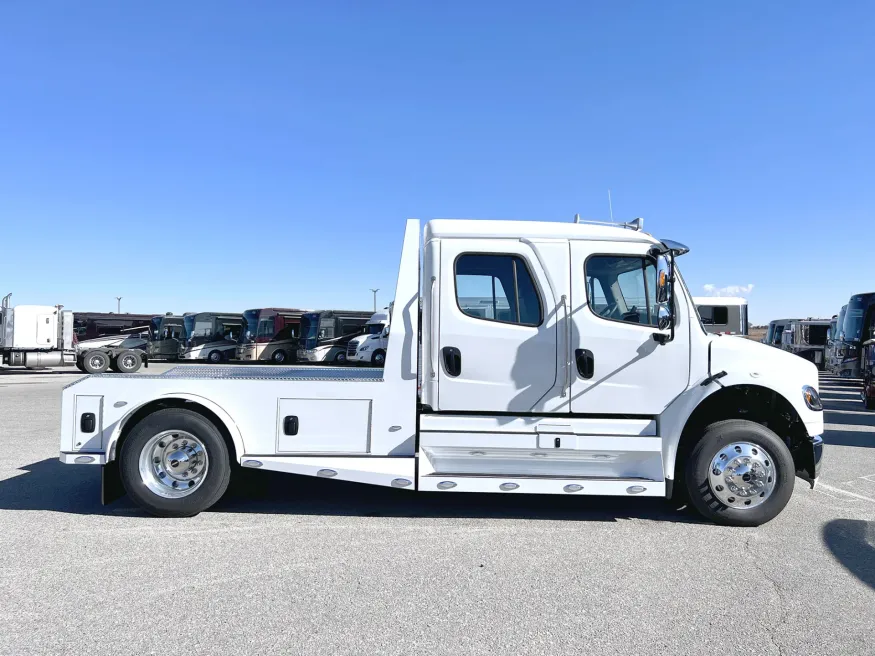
[608,189,614,222]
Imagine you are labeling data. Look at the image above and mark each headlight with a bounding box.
[359,346,369,352]
[802,385,823,411]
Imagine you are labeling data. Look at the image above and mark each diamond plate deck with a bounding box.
[63,365,384,388]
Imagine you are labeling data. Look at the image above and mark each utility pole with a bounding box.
[370,289,379,313]
[115,297,122,314]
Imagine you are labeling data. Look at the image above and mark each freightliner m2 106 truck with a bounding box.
[59,218,824,526]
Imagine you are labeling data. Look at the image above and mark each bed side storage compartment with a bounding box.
[276,398,372,453]
[73,395,104,452]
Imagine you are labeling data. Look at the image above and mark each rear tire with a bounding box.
[685,419,795,527]
[208,350,223,364]
[864,394,875,410]
[333,351,347,365]
[82,350,110,374]
[116,350,142,373]
[119,408,231,517]
[75,356,86,373]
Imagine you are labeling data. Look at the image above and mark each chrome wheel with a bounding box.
[708,442,776,509]
[89,354,106,369]
[138,430,209,498]
[120,353,137,369]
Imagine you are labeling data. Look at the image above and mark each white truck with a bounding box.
[59,218,824,526]
[346,312,390,366]
[1,294,76,368]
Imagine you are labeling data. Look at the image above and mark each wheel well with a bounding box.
[112,399,237,463]
[674,384,809,483]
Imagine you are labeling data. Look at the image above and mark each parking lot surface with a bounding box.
[0,366,873,655]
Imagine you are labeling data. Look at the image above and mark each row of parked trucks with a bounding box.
[1,294,390,374]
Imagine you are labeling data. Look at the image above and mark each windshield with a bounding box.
[299,313,320,350]
[803,324,829,346]
[843,297,870,343]
[184,315,196,344]
[836,307,847,341]
[366,323,384,335]
[239,310,259,345]
[150,317,162,339]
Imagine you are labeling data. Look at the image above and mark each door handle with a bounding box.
[283,415,299,436]
[575,349,594,379]
[442,346,462,377]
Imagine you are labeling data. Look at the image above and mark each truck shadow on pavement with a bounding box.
[0,459,705,524]
[823,519,875,590]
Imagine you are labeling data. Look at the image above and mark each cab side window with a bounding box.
[455,254,542,326]
[586,255,658,326]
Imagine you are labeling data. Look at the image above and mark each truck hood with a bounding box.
[710,335,819,389]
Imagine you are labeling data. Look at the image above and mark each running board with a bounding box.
[240,456,416,489]
[418,474,665,497]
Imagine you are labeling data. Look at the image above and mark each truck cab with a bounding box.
[347,312,390,366]
[58,218,824,527]
[0,294,75,368]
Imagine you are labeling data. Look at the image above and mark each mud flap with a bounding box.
[101,460,125,505]
[794,435,824,490]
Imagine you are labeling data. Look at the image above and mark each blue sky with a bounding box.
[0,1,871,323]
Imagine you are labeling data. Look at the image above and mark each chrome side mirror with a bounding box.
[657,304,672,331]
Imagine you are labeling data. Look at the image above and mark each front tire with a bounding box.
[371,349,386,366]
[119,408,231,517]
[685,419,795,527]
[271,349,288,364]
[82,350,110,374]
[333,351,347,365]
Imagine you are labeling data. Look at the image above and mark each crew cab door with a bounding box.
[435,238,569,413]
[569,241,690,415]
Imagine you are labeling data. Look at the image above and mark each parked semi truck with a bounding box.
[0,294,76,368]
[179,312,243,362]
[75,314,185,374]
[347,312,390,366]
[59,218,823,526]
[693,297,749,336]
[296,310,372,364]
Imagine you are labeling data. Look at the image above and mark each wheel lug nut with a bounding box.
[158,472,166,479]
[712,468,721,476]
[182,472,189,477]
[182,440,188,446]
[172,444,179,450]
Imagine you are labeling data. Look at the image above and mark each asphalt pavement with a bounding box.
[0,366,873,655]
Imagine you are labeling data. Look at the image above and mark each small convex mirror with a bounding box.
[657,304,672,330]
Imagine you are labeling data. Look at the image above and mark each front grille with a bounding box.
[347,341,359,356]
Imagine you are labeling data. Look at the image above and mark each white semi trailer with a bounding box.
[1,294,76,368]
[59,218,824,526]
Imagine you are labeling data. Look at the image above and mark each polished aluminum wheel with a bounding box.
[89,353,107,369]
[120,353,138,369]
[138,430,209,498]
[708,442,776,509]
